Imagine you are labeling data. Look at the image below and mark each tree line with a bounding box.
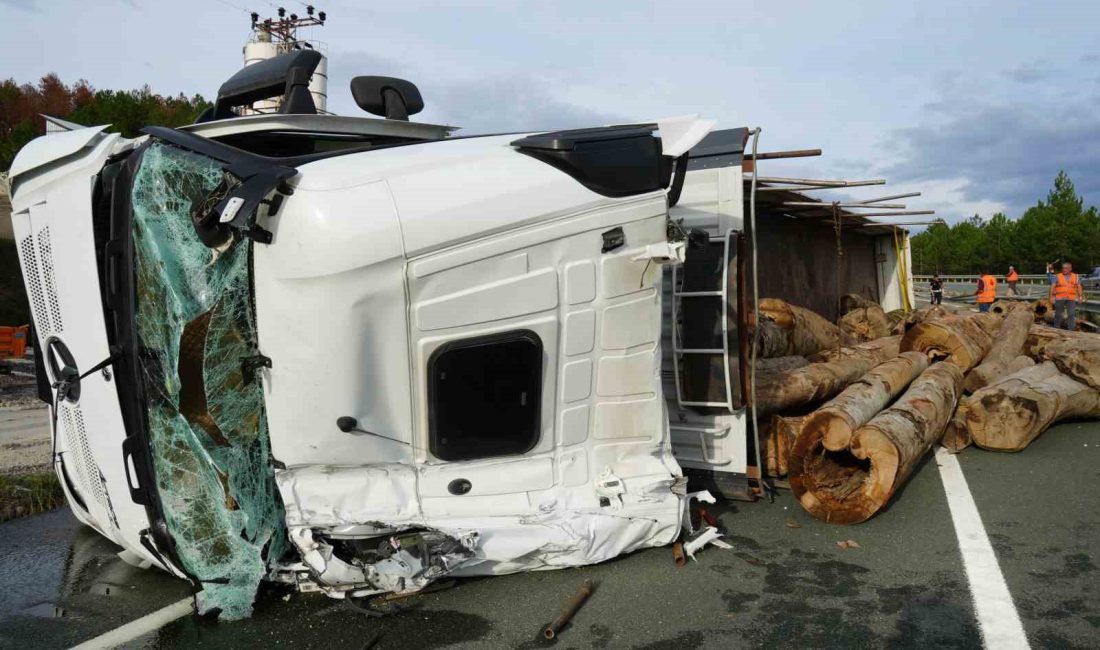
[1,74,211,325]
[1,73,211,172]
[911,172,1100,276]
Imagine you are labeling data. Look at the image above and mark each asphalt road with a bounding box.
[1,420,1098,649]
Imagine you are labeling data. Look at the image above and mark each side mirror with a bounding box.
[350,76,424,121]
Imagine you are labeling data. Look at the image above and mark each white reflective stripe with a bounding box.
[935,447,1030,650]
[70,597,194,650]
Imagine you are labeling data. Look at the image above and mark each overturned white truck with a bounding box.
[7,52,913,618]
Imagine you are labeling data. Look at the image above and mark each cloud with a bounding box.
[882,66,1100,219]
[0,0,40,10]
[1002,62,1051,84]
[326,51,624,134]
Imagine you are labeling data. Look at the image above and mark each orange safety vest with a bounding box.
[977,275,997,303]
[1053,273,1080,300]
[1007,270,1019,282]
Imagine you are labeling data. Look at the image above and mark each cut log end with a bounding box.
[804,411,854,452]
[791,429,899,525]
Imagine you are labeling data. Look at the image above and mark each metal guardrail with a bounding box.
[913,274,1052,285]
[911,276,1100,311]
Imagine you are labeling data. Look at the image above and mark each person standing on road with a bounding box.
[1006,266,1020,295]
[929,273,944,305]
[975,269,997,312]
[1050,261,1084,330]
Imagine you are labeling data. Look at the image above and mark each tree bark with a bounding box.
[807,335,901,364]
[754,298,848,357]
[899,313,1001,371]
[764,414,804,477]
[839,305,891,343]
[802,352,930,452]
[962,309,1034,393]
[963,362,1100,452]
[790,362,964,524]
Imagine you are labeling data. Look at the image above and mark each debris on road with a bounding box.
[542,578,594,640]
[672,541,687,567]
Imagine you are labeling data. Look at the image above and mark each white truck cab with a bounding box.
[7,50,914,618]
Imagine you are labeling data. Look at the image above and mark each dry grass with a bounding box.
[0,471,64,522]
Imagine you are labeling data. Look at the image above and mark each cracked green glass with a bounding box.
[131,141,285,620]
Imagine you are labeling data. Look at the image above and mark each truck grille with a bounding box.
[19,226,63,335]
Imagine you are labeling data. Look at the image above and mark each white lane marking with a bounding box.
[936,446,1030,650]
[70,596,194,650]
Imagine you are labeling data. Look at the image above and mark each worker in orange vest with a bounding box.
[1006,266,1020,295]
[975,269,997,312]
[1049,261,1084,330]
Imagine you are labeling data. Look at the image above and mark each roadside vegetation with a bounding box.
[912,172,1100,275]
[1,73,211,171]
[0,472,63,522]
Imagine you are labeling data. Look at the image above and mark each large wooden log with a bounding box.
[802,352,930,452]
[962,309,1034,393]
[939,408,970,454]
[841,293,877,313]
[964,362,1100,452]
[755,357,885,416]
[839,305,891,343]
[1024,324,1098,357]
[899,313,1001,371]
[901,305,949,332]
[755,355,809,375]
[1033,338,1100,391]
[807,335,901,364]
[757,336,902,416]
[754,298,847,357]
[790,362,964,524]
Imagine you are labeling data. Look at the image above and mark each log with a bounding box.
[1032,298,1053,324]
[763,415,804,477]
[802,352,930,452]
[899,313,1001,371]
[962,309,1033,393]
[841,293,877,313]
[755,355,809,375]
[755,357,886,416]
[1033,338,1100,391]
[754,298,847,357]
[807,335,900,364]
[939,408,971,454]
[989,300,1028,315]
[838,305,891,343]
[790,362,964,524]
[1024,324,1098,357]
[964,362,1100,452]
[885,309,906,334]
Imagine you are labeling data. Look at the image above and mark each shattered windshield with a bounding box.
[130,141,285,619]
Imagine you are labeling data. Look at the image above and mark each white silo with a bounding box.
[239,12,329,115]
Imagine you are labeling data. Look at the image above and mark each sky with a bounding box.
[2,0,1099,226]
